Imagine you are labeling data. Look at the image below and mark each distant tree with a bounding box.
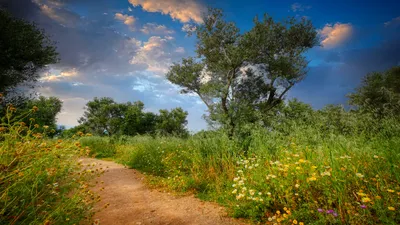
[78,97,124,136]
[0,9,58,94]
[167,8,318,137]
[22,96,62,133]
[348,66,400,118]
[121,101,157,135]
[156,108,189,137]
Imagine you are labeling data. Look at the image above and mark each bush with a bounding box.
[0,104,100,224]
[80,136,116,158]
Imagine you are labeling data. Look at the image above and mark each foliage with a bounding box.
[78,97,189,137]
[167,8,318,137]
[0,9,58,94]
[348,66,400,118]
[0,102,100,224]
[79,136,116,158]
[156,107,189,138]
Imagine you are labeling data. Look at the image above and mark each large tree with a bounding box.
[0,9,58,94]
[348,66,400,118]
[167,8,318,137]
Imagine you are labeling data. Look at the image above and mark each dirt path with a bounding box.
[82,158,248,225]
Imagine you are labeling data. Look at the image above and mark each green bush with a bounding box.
[80,136,116,158]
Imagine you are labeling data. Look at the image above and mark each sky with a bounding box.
[1,0,399,131]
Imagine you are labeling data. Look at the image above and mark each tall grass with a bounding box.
[113,123,400,224]
[0,105,101,224]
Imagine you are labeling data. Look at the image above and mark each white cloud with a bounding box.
[56,97,87,127]
[37,3,80,27]
[129,36,186,75]
[384,16,400,27]
[40,68,79,82]
[291,3,311,12]
[114,13,136,30]
[318,23,353,48]
[128,0,205,23]
[141,23,175,35]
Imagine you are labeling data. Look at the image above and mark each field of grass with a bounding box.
[84,123,400,224]
[0,107,101,225]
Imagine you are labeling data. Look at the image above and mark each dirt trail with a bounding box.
[82,158,248,225]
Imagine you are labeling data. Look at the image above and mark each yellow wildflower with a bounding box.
[293,219,298,224]
[388,206,395,211]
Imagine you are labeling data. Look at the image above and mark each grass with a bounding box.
[0,106,101,225]
[107,125,400,224]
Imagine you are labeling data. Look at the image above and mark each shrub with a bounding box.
[80,136,116,158]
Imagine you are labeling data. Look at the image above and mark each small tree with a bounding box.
[156,108,189,137]
[167,8,318,137]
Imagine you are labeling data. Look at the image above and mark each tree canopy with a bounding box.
[77,97,189,137]
[0,9,58,94]
[167,8,318,137]
[348,66,400,118]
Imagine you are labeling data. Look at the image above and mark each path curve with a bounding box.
[82,158,248,225]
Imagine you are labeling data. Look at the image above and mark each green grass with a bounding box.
[111,126,400,224]
[79,136,116,158]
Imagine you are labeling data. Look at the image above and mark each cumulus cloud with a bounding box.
[384,16,400,27]
[291,3,311,12]
[115,13,136,30]
[318,23,353,48]
[130,36,186,75]
[141,23,175,35]
[128,0,205,23]
[37,3,81,27]
[40,68,79,82]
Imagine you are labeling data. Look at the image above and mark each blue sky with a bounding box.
[1,0,399,131]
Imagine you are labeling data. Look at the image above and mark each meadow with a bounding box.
[81,114,400,225]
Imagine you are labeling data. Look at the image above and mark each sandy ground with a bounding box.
[82,158,248,225]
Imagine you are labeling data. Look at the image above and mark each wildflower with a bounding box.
[373,155,379,158]
[361,197,371,203]
[255,164,259,167]
[249,189,255,196]
[34,124,40,128]
[309,176,317,181]
[295,184,300,188]
[387,189,395,193]
[332,212,338,217]
[232,184,236,187]
[233,177,240,182]
[299,223,304,225]
[317,208,324,213]
[360,205,367,209]
[356,173,364,178]
[258,192,262,195]
[293,219,298,224]
[326,209,334,214]
[321,171,331,176]
[32,106,39,112]
[388,206,395,211]
[268,217,273,221]
[267,192,271,196]
[375,196,381,199]
[311,166,317,169]
[296,167,301,170]
[232,189,237,194]
[237,170,243,173]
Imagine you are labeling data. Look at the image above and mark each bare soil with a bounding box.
[82,158,248,225]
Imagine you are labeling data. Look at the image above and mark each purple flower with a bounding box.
[317,208,324,213]
[332,212,338,217]
[326,209,334,214]
[360,205,367,209]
